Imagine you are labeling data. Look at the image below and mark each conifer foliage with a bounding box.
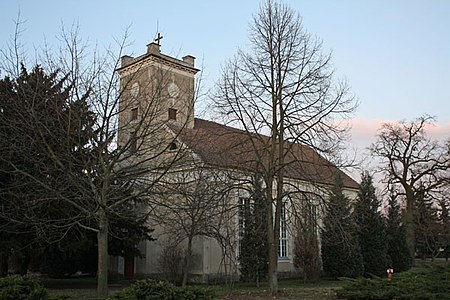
[293,199,321,281]
[414,189,442,259]
[0,65,93,269]
[0,65,154,284]
[385,195,412,272]
[238,178,269,285]
[353,172,388,277]
[321,175,364,278]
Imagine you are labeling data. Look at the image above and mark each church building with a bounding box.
[114,41,359,282]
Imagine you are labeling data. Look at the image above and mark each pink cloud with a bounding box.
[424,122,450,141]
[344,118,450,179]
[348,118,450,149]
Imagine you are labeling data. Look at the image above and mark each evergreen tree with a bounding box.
[386,194,412,272]
[239,177,268,285]
[293,198,321,281]
[414,188,442,259]
[353,172,388,277]
[321,175,364,278]
[0,65,84,274]
[438,199,450,261]
[0,65,153,276]
[40,231,98,277]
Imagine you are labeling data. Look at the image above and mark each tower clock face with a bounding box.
[168,82,180,98]
[131,82,140,98]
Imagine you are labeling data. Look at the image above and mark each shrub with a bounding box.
[337,264,450,300]
[107,279,215,300]
[0,275,49,300]
[156,241,183,284]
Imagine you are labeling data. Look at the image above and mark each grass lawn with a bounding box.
[35,260,450,299]
[216,280,342,299]
[44,277,129,300]
[44,277,342,300]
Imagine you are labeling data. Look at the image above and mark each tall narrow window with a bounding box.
[131,107,138,121]
[279,203,288,258]
[168,108,177,121]
[238,197,250,258]
[129,132,137,154]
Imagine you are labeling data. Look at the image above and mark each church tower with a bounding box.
[114,41,199,278]
[117,40,199,152]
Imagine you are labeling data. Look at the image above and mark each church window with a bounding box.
[278,203,288,258]
[168,108,177,121]
[131,107,138,121]
[238,197,250,258]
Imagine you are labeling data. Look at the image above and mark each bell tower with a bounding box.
[117,40,199,138]
[116,40,199,154]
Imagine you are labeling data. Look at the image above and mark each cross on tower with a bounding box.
[154,33,163,45]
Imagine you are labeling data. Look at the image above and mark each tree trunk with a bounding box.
[267,205,278,292]
[404,210,415,264]
[405,188,416,265]
[271,90,285,293]
[97,207,109,298]
[266,185,278,293]
[182,236,193,286]
[267,60,279,293]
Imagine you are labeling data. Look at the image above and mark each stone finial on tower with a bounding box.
[147,42,161,54]
[147,33,163,54]
[182,55,195,67]
[121,55,134,67]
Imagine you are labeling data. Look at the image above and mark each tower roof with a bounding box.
[116,42,200,75]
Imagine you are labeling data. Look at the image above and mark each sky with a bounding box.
[1,0,449,176]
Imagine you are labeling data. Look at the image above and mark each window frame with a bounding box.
[168,108,177,121]
[131,107,138,121]
[237,197,250,258]
[278,202,288,259]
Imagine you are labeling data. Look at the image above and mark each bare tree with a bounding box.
[150,165,233,286]
[213,0,356,292]
[370,116,450,261]
[156,238,184,283]
[0,22,196,297]
[209,203,240,287]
